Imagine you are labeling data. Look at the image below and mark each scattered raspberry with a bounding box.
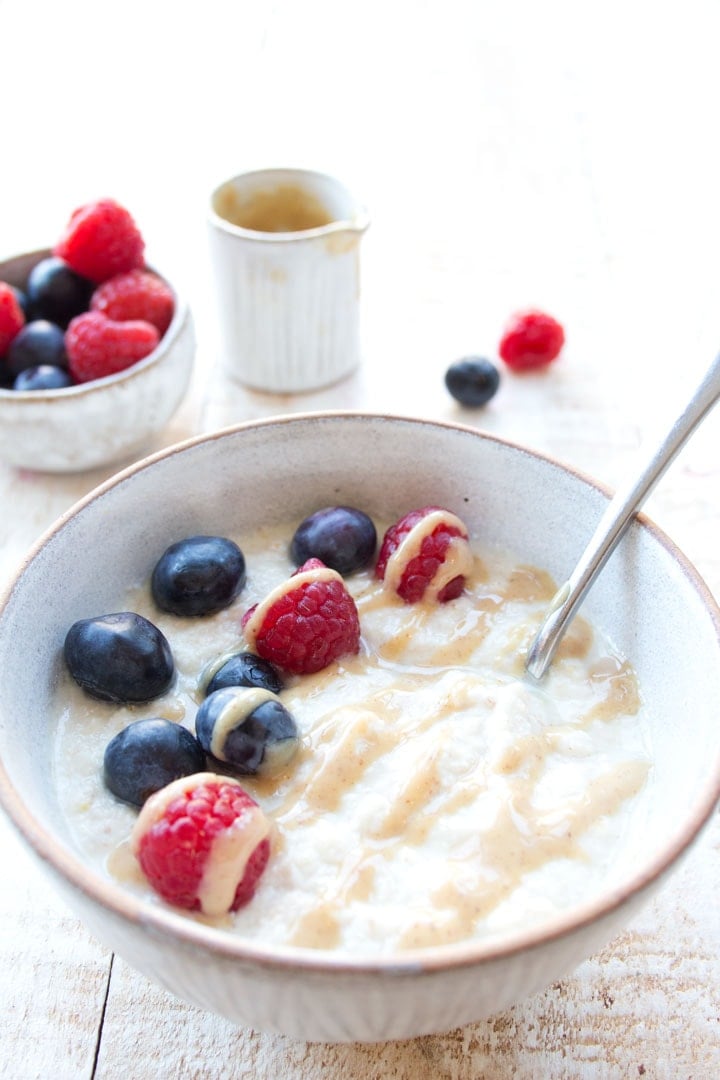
[54,199,145,283]
[91,269,175,335]
[376,506,472,603]
[242,558,361,675]
[498,309,565,371]
[65,310,159,382]
[131,773,271,915]
[0,282,25,357]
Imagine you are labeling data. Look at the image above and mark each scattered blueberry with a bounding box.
[26,256,94,328]
[64,611,175,703]
[103,718,205,807]
[13,364,73,391]
[202,651,284,697]
[290,506,377,575]
[6,319,67,377]
[151,535,246,616]
[195,686,299,777]
[445,357,500,407]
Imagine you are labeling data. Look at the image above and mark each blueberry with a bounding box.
[10,285,32,320]
[13,364,73,391]
[64,612,175,703]
[6,320,67,377]
[290,506,377,575]
[445,357,500,407]
[195,686,299,777]
[202,651,284,697]
[151,535,246,616]
[26,256,94,328]
[103,718,205,807]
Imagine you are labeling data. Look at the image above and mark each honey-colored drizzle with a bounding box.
[290,904,342,949]
[556,614,593,660]
[502,565,557,604]
[426,600,500,667]
[398,758,649,949]
[372,606,429,663]
[584,658,641,724]
[289,857,379,949]
[303,708,394,813]
[371,750,442,840]
[238,555,648,950]
[342,860,377,903]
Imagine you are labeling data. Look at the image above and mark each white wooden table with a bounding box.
[1,2,719,1075]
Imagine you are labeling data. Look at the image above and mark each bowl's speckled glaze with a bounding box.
[0,249,195,473]
[0,413,718,1042]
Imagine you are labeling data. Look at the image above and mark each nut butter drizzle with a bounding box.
[242,559,649,951]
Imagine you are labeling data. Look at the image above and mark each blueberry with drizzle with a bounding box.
[201,650,284,698]
[195,686,299,777]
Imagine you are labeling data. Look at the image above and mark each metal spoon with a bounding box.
[525,351,720,680]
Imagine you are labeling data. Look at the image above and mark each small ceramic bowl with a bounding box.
[0,249,195,473]
[0,414,719,1043]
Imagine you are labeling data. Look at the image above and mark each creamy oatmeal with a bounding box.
[53,522,652,953]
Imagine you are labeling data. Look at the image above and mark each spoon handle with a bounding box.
[525,351,720,680]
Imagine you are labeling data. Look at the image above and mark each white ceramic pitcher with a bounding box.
[208,167,369,394]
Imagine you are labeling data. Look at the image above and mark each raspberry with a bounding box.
[242,558,361,675]
[0,282,25,357]
[54,199,145,283]
[131,773,271,915]
[376,506,472,603]
[91,269,175,335]
[498,309,565,371]
[65,310,160,382]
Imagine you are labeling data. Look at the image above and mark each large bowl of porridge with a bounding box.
[0,413,718,1042]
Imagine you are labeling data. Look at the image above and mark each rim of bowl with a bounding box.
[0,248,190,402]
[1,411,719,976]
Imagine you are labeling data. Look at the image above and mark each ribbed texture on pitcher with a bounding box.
[222,235,361,393]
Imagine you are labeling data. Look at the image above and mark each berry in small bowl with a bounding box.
[25,255,95,329]
[0,199,195,473]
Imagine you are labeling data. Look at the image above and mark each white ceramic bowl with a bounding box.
[0,413,718,1043]
[0,249,195,473]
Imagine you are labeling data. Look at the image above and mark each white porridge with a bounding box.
[53,521,652,954]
